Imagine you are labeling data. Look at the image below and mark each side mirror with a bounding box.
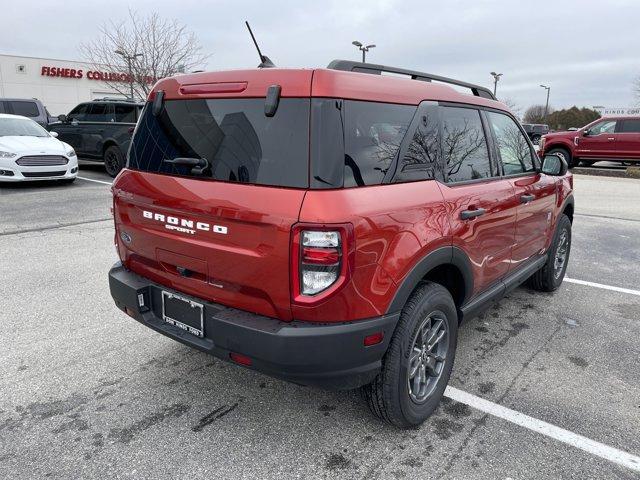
[49,131,59,138]
[583,129,590,136]
[542,154,568,176]
[58,114,67,123]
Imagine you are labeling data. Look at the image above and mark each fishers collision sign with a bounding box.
[40,65,155,84]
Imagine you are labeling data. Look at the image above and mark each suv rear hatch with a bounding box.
[112,70,313,321]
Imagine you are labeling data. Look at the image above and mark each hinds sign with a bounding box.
[41,65,155,85]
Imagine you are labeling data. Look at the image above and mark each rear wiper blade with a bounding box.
[163,157,209,175]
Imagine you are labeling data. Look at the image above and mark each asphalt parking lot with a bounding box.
[1,164,639,479]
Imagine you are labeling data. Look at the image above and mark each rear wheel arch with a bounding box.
[387,247,473,318]
[102,140,119,155]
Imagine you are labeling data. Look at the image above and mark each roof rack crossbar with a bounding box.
[327,60,496,100]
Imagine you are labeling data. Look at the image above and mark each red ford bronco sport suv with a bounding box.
[539,116,640,168]
[108,60,574,428]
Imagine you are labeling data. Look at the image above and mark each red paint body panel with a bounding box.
[112,170,306,320]
[112,67,572,327]
[439,179,517,295]
[295,181,450,321]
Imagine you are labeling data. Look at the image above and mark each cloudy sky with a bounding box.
[3,0,639,111]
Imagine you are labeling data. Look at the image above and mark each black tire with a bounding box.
[531,135,541,145]
[104,145,124,177]
[527,214,572,292]
[362,282,458,428]
[548,147,575,169]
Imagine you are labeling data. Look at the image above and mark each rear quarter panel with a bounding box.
[296,181,450,321]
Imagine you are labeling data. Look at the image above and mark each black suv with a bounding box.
[49,99,143,176]
[522,123,550,145]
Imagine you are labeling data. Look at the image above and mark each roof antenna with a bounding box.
[245,21,275,68]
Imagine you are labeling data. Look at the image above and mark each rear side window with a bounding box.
[9,101,39,117]
[441,106,492,182]
[620,119,640,133]
[114,104,136,123]
[129,98,310,188]
[486,111,536,175]
[343,101,416,187]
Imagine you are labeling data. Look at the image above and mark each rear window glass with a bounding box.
[343,101,416,187]
[129,98,310,188]
[114,104,136,123]
[10,101,39,117]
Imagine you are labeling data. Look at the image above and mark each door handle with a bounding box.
[607,137,615,141]
[520,194,535,204]
[460,208,486,220]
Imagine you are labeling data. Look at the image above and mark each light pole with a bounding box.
[352,41,376,63]
[540,84,551,122]
[490,72,503,96]
[115,49,143,100]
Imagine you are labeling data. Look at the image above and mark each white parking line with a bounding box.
[77,176,113,186]
[445,386,640,473]
[565,278,640,297]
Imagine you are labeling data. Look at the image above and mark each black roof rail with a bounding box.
[327,59,497,100]
[92,97,138,103]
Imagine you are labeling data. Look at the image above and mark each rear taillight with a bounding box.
[291,224,354,304]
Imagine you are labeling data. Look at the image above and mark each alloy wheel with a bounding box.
[407,313,449,404]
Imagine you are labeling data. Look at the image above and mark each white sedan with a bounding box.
[0,114,78,183]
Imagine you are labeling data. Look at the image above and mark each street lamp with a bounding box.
[540,84,551,122]
[490,72,503,96]
[115,49,143,100]
[352,41,376,63]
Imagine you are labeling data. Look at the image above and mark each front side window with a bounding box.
[343,101,416,187]
[9,101,39,117]
[86,103,110,122]
[588,120,616,135]
[486,111,535,175]
[441,106,492,182]
[68,104,89,121]
[129,98,310,188]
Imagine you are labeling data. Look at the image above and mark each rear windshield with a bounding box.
[129,98,310,188]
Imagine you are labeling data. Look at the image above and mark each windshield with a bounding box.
[129,98,310,188]
[0,117,50,137]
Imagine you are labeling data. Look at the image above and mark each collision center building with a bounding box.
[0,53,148,115]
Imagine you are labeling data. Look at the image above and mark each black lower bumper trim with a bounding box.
[108,263,399,390]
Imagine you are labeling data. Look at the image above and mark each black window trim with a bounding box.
[436,101,500,186]
[386,100,444,184]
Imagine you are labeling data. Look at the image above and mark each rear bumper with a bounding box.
[108,263,398,390]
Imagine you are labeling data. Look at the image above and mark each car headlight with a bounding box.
[66,148,76,157]
[0,151,17,158]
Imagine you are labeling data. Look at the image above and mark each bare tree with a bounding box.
[523,104,553,124]
[79,10,210,100]
[499,98,521,119]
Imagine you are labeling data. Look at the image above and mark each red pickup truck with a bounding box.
[108,60,574,427]
[540,116,640,167]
